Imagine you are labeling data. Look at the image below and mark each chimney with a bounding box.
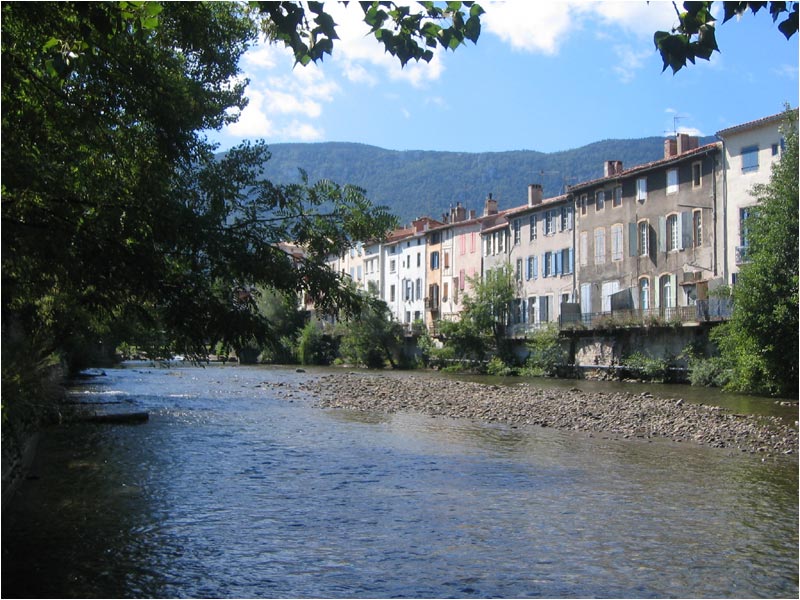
[677,133,698,154]
[484,193,498,216]
[469,209,476,220]
[604,160,623,177]
[664,138,678,159]
[451,201,467,223]
[527,184,543,206]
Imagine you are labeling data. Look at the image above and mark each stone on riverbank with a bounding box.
[300,372,798,456]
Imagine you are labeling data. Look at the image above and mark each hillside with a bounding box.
[251,137,715,224]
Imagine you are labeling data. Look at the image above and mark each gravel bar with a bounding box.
[299,372,798,456]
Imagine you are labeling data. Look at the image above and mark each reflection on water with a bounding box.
[2,364,797,599]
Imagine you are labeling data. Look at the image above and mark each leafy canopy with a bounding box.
[655,1,798,73]
[712,108,798,396]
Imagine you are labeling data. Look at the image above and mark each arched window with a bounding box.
[639,278,650,310]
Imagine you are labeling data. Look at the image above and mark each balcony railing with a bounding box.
[735,245,750,265]
[559,300,731,330]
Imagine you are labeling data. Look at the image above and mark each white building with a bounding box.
[717,109,795,285]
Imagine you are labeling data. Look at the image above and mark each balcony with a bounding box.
[424,296,440,311]
[559,300,731,330]
[735,245,750,265]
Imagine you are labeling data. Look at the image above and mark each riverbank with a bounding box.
[301,372,798,456]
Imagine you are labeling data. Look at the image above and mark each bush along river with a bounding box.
[2,363,797,598]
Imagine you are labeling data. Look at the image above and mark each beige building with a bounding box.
[568,134,722,324]
[507,185,575,334]
[716,110,794,285]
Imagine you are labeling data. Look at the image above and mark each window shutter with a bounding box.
[556,250,563,275]
[525,257,531,280]
[658,216,667,253]
[629,222,638,257]
[533,255,538,279]
[568,247,574,273]
[654,277,661,308]
[670,274,678,307]
[681,211,693,249]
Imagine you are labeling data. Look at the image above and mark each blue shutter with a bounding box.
[533,256,538,279]
[555,250,563,275]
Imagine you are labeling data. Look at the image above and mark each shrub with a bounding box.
[524,325,565,376]
[622,351,668,382]
[486,356,515,376]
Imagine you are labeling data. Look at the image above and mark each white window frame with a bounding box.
[667,168,679,194]
[636,177,647,202]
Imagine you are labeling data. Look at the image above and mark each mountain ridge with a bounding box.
[249,136,715,224]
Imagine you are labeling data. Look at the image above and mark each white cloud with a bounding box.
[482,1,577,55]
[611,44,651,83]
[323,2,446,88]
[481,1,676,56]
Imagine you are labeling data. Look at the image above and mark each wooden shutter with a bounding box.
[629,222,638,257]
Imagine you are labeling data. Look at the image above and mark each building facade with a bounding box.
[716,110,792,285]
[568,135,722,325]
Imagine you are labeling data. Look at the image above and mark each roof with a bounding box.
[567,142,720,193]
[716,108,797,137]
[503,193,570,217]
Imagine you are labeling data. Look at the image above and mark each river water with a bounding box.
[2,364,797,598]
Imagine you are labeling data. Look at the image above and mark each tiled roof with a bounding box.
[503,194,570,216]
[716,109,796,137]
[567,142,720,192]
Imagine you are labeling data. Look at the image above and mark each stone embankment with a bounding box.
[301,372,798,456]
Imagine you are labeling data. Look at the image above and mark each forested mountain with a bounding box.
[252,136,715,224]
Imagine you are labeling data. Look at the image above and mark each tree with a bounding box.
[336,294,404,368]
[712,108,798,396]
[439,265,517,365]
[655,1,798,73]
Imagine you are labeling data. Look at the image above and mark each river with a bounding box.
[2,364,797,598]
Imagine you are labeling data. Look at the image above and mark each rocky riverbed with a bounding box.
[299,372,798,457]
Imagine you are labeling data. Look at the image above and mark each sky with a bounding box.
[205,1,799,154]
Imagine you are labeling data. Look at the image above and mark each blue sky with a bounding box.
[206,1,799,154]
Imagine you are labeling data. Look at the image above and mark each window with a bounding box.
[515,258,522,282]
[529,214,537,240]
[460,234,467,255]
[444,250,450,269]
[442,282,449,302]
[390,259,396,273]
[513,219,521,244]
[539,295,551,323]
[638,221,649,257]
[543,251,552,277]
[667,214,679,251]
[390,284,396,302]
[739,207,752,247]
[667,168,679,194]
[742,145,759,173]
[417,252,421,267]
[357,265,362,280]
[416,278,422,300]
[595,190,605,211]
[562,247,574,274]
[580,232,588,266]
[430,251,440,270]
[483,236,491,256]
[561,205,573,230]
[580,194,588,215]
[693,210,702,247]
[692,162,702,187]
[459,269,466,290]
[526,255,535,280]
[772,143,780,156]
[594,227,606,264]
[545,210,556,235]
[639,278,650,310]
[636,177,647,202]
[613,186,622,207]
[660,274,675,308]
[611,224,623,261]
[497,231,505,253]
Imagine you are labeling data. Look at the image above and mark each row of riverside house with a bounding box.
[327,109,793,337]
